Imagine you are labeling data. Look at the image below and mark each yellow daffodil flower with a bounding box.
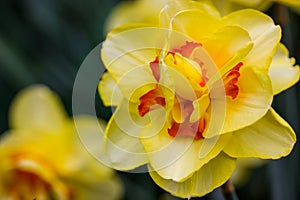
[99,0,299,198]
[0,85,123,200]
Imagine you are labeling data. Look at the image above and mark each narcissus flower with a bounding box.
[99,0,299,198]
[0,85,123,200]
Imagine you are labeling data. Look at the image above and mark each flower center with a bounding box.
[2,154,73,199]
[168,117,205,140]
[138,41,243,140]
[168,97,205,140]
[3,169,56,199]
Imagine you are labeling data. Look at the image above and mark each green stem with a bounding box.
[221,180,239,200]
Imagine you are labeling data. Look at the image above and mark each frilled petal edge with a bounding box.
[223,108,296,159]
[149,152,236,198]
[269,43,300,95]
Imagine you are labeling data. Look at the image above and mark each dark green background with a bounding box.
[0,1,299,199]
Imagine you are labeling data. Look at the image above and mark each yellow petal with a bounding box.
[171,97,185,123]
[164,46,213,98]
[102,27,160,81]
[63,117,124,199]
[223,108,296,159]
[102,27,193,102]
[71,116,115,177]
[160,0,220,29]
[190,94,210,122]
[222,9,281,69]
[105,23,160,42]
[203,39,253,87]
[158,77,176,115]
[149,152,236,198]
[167,10,220,42]
[103,100,148,170]
[98,72,123,106]
[104,0,167,32]
[172,53,203,84]
[230,0,265,7]
[163,63,198,101]
[0,152,70,199]
[141,115,232,182]
[0,128,77,175]
[202,25,252,69]
[102,46,157,102]
[222,9,277,41]
[9,85,67,133]
[269,43,300,95]
[116,65,157,103]
[140,119,179,169]
[212,66,273,135]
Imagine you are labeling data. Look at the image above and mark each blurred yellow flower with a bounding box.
[210,0,300,15]
[99,0,299,198]
[104,0,169,32]
[0,85,123,200]
[105,0,300,29]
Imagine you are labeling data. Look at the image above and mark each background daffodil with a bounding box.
[105,0,300,28]
[210,0,300,15]
[99,0,299,198]
[0,85,123,200]
[104,0,169,33]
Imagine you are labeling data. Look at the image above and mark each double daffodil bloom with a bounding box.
[0,85,122,200]
[99,0,299,198]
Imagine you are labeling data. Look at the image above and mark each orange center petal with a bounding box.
[138,86,166,117]
[3,154,73,199]
[224,62,243,99]
[4,169,53,197]
[173,41,202,57]
[168,117,205,140]
[150,56,160,81]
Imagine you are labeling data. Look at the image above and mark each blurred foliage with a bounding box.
[0,0,299,200]
[0,0,117,132]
